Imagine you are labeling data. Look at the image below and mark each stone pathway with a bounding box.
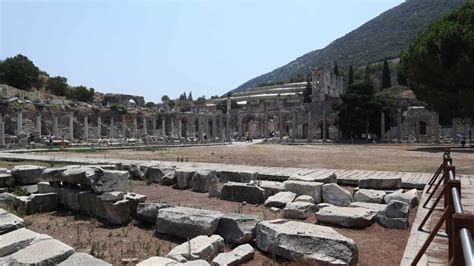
[0,152,433,189]
[401,173,474,265]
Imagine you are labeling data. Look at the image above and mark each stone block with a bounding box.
[283,201,317,219]
[176,169,195,189]
[256,219,358,264]
[8,239,74,265]
[58,252,111,265]
[283,180,323,203]
[384,189,418,208]
[11,165,46,185]
[135,202,173,224]
[212,244,254,266]
[288,173,337,183]
[156,207,223,239]
[322,183,352,206]
[101,191,124,202]
[294,195,315,204]
[102,199,132,225]
[264,191,296,208]
[359,177,401,190]
[354,189,386,204]
[220,182,266,204]
[91,170,129,193]
[167,235,224,262]
[0,209,24,234]
[0,174,13,188]
[316,205,377,228]
[216,213,261,244]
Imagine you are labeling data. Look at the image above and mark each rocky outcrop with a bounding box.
[256,219,358,265]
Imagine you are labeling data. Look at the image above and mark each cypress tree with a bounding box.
[381,59,391,89]
[334,62,339,76]
[348,65,354,85]
[188,91,193,101]
[364,64,372,84]
[303,81,312,103]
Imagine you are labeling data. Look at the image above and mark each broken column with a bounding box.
[69,113,74,140]
[171,119,175,138]
[36,112,42,137]
[178,119,182,138]
[17,110,22,135]
[322,111,327,142]
[133,116,138,138]
[397,109,402,142]
[212,115,217,140]
[84,115,89,140]
[0,122,5,146]
[97,116,102,139]
[53,116,59,137]
[152,116,157,136]
[307,111,312,142]
[122,116,127,138]
[162,117,166,137]
[226,96,231,139]
[198,115,203,141]
[110,117,115,138]
[292,112,296,143]
[142,116,147,137]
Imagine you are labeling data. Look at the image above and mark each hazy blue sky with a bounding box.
[1,0,404,102]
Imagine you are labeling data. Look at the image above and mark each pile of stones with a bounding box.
[0,207,110,265]
[131,204,359,265]
[0,164,146,225]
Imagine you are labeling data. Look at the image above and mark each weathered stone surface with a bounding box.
[157,207,223,238]
[58,252,111,266]
[176,169,196,189]
[9,239,74,265]
[42,167,71,182]
[208,172,220,198]
[167,235,224,262]
[359,177,402,190]
[101,191,124,202]
[61,166,97,184]
[220,182,266,204]
[218,170,254,183]
[129,164,144,180]
[216,213,261,244]
[58,187,81,211]
[91,170,129,193]
[258,181,284,196]
[125,192,146,217]
[294,195,315,204]
[354,189,386,204]
[22,193,58,214]
[19,184,38,195]
[136,202,173,224]
[0,209,24,234]
[182,259,211,265]
[102,199,132,225]
[283,201,317,219]
[256,219,358,264]
[161,172,177,186]
[316,205,378,228]
[212,244,254,266]
[377,200,410,229]
[384,189,418,208]
[146,166,175,184]
[78,192,103,216]
[11,165,46,185]
[192,170,213,193]
[0,174,13,188]
[350,202,387,213]
[264,191,296,208]
[0,228,48,256]
[136,256,178,266]
[288,173,337,184]
[283,180,322,203]
[322,183,352,207]
[37,182,57,193]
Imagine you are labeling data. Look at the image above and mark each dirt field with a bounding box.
[23,181,415,266]
[41,143,474,174]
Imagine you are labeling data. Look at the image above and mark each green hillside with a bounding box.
[231,0,470,93]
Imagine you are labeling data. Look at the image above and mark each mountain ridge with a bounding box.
[230,0,470,94]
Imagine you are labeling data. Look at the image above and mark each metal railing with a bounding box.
[412,149,474,266]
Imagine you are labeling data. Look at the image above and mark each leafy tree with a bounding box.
[178,100,192,112]
[188,91,193,101]
[397,63,408,86]
[216,99,240,113]
[333,62,339,76]
[161,95,170,103]
[302,81,312,103]
[110,103,128,114]
[179,92,187,101]
[145,101,156,108]
[364,64,372,85]
[333,82,381,138]
[0,54,40,91]
[168,99,175,109]
[381,59,392,89]
[348,65,354,85]
[46,76,68,96]
[66,86,95,102]
[402,3,474,119]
